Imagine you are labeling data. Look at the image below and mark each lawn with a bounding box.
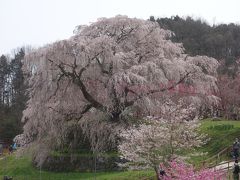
[200,119,240,153]
[0,155,155,180]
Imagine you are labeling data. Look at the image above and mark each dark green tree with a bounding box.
[0,49,27,141]
[154,16,240,76]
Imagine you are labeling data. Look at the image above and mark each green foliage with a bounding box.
[207,124,234,131]
[0,48,27,141]
[0,114,21,142]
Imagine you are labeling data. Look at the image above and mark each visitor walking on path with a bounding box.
[0,143,3,155]
[233,160,240,180]
[233,138,240,160]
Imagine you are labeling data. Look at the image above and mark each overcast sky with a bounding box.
[0,0,239,55]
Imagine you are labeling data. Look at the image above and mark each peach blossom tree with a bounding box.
[161,160,225,180]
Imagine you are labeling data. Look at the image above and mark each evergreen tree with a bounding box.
[0,48,27,141]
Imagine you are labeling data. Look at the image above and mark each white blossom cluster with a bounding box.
[118,100,206,169]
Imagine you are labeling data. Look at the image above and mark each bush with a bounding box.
[37,152,123,172]
[207,124,234,131]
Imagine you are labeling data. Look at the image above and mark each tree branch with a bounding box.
[125,71,191,107]
[48,57,108,113]
[48,103,93,121]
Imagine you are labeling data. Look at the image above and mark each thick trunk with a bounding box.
[111,111,121,122]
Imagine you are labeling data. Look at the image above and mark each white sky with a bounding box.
[0,0,239,55]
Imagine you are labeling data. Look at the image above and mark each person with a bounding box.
[0,143,3,155]
[8,145,13,154]
[12,142,17,150]
[233,160,240,180]
[3,176,13,180]
[233,138,240,160]
[159,164,167,179]
[160,169,166,176]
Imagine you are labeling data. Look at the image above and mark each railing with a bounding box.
[199,145,239,179]
[212,160,235,179]
[213,160,234,170]
[200,146,232,169]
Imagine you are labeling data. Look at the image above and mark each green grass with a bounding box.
[200,118,240,155]
[0,155,155,180]
[189,118,240,167]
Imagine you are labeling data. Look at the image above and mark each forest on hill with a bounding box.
[150,15,240,77]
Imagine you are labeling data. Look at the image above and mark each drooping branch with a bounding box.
[48,58,107,113]
[124,71,191,108]
[48,103,93,121]
[47,73,65,101]
[68,103,93,121]
[96,57,112,75]
[116,26,136,43]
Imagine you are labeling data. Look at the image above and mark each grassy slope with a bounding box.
[200,119,240,153]
[1,119,240,179]
[189,118,240,166]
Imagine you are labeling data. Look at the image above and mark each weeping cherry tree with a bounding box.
[22,16,219,161]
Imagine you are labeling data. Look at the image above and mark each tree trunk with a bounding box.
[154,166,161,180]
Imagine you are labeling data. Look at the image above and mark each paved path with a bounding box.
[214,161,234,171]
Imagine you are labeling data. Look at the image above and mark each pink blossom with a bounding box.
[161,161,226,180]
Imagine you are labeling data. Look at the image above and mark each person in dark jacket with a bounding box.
[233,160,240,180]
[8,145,13,154]
[159,164,167,179]
[233,138,240,160]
